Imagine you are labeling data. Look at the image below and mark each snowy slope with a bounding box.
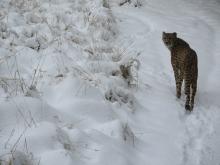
[0,0,220,165]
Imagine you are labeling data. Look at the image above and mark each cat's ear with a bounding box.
[173,32,177,37]
[162,31,166,37]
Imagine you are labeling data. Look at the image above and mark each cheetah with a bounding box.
[162,32,198,111]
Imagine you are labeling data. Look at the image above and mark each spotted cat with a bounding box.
[162,32,198,111]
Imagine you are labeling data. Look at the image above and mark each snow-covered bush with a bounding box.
[1,151,36,165]
[9,0,39,12]
[65,28,88,45]
[0,10,7,20]
[122,123,135,146]
[0,22,9,39]
[1,0,139,162]
[88,6,117,41]
[109,0,143,7]
[132,0,143,7]
[117,58,140,87]
[25,85,40,98]
[72,66,101,88]
[102,0,110,8]
[105,86,135,107]
[25,13,42,24]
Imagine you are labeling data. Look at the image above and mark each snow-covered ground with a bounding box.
[0,0,220,165]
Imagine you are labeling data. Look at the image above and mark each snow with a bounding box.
[1,0,220,165]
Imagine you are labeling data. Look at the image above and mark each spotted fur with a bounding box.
[162,32,198,111]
